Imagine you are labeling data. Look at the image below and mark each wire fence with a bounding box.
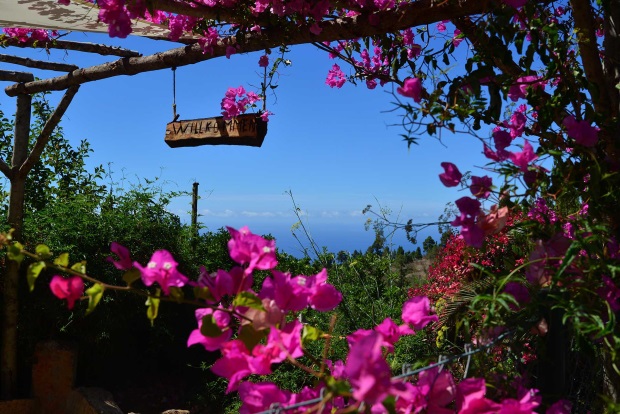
[256,330,514,414]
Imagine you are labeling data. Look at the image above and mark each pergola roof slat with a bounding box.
[0,70,34,83]
[0,54,78,72]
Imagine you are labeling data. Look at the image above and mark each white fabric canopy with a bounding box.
[0,0,175,39]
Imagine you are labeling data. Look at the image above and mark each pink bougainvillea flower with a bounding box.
[598,275,620,313]
[265,320,304,363]
[439,162,463,187]
[211,340,255,393]
[455,196,482,218]
[451,197,484,247]
[326,64,346,88]
[478,205,509,236]
[238,382,291,414]
[563,115,599,147]
[509,141,538,172]
[546,399,573,414]
[493,128,512,151]
[373,317,414,352]
[187,307,232,351]
[417,366,456,411]
[344,330,392,405]
[260,111,273,122]
[106,242,133,270]
[50,275,84,310]
[258,54,269,68]
[499,388,541,413]
[225,45,237,58]
[402,296,438,330]
[227,226,277,274]
[457,377,501,414]
[260,270,309,311]
[199,266,251,302]
[305,268,342,311]
[504,282,531,310]
[58,0,70,5]
[470,175,493,198]
[134,250,188,295]
[397,77,422,102]
[507,108,527,138]
[460,222,486,248]
[98,0,132,38]
[508,75,545,101]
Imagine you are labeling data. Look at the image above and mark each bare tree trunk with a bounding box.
[1,93,31,400]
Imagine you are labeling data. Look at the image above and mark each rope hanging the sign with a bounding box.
[172,67,179,122]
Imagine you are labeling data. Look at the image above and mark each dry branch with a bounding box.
[0,54,78,72]
[18,86,80,179]
[1,37,142,58]
[0,70,34,83]
[5,0,497,96]
[0,159,11,178]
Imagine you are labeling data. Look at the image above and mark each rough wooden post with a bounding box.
[191,182,199,244]
[1,92,32,400]
[32,341,77,414]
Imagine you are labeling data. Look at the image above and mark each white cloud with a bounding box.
[241,211,277,217]
[202,209,236,217]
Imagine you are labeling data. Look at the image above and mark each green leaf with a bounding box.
[71,261,86,275]
[27,261,46,292]
[7,242,24,264]
[325,376,350,394]
[382,395,397,414]
[302,325,322,347]
[85,283,104,315]
[53,252,70,268]
[168,286,184,301]
[233,292,264,310]
[122,268,141,286]
[200,314,223,337]
[145,294,161,326]
[35,244,52,260]
[193,286,215,302]
[239,324,266,352]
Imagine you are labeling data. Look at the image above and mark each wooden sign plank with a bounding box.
[165,113,267,148]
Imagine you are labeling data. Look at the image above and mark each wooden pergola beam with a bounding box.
[0,70,34,84]
[18,86,80,179]
[0,54,78,72]
[4,0,496,97]
[1,37,142,58]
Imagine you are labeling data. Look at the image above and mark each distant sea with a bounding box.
[203,221,440,259]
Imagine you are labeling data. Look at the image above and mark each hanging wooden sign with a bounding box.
[165,113,267,148]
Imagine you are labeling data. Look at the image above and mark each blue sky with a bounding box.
[0,32,491,256]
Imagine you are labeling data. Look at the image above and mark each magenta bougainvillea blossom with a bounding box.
[470,175,493,199]
[227,226,277,274]
[562,115,599,147]
[220,87,262,120]
[106,242,133,270]
[439,162,463,187]
[401,296,439,330]
[508,75,546,101]
[133,250,188,295]
[49,275,84,309]
[325,64,347,88]
[344,330,393,405]
[509,140,538,172]
[396,77,423,102]
[187,307,232,351]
